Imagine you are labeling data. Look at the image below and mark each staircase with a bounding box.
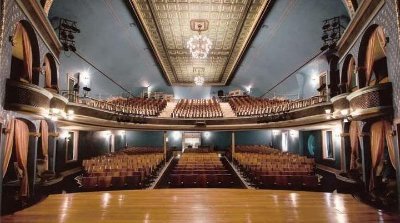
[220,102,236,118]
[158,101,177,118]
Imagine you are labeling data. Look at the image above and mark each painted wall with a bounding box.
[236,130,272,146]
[201,131,232,151]
[125,131,164,148]
[300,130,341,170]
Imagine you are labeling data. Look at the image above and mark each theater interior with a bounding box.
[1,0,400,222]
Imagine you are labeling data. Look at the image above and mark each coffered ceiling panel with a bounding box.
[130,0,272,86]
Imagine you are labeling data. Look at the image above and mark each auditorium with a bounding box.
[1,0,400,222]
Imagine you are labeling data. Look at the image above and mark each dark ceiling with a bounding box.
[49,0,349,99]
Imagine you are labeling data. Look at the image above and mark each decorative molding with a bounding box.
[15,0,62,57]
[49,132,59,137]
[337,0,385,58]
[129,0,273,86]
[29,131,41,137]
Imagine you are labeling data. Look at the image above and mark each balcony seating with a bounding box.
[233,145,319,189]
[171,98,223,118]
[80,96,167,117]
[80,149,164,190]
[228,95,326,117]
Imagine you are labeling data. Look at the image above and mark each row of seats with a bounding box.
[233,145,319,189]
[80,96,167,116]
[228,95,326,117]
[80,150,165,189]
[168,152,234,188]
[171,98,223,118]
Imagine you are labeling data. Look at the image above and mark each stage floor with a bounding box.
[2,189,399,222]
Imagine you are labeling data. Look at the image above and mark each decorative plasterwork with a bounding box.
[130,0,272,86]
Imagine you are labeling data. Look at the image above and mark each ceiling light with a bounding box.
[194,76,205,86]
[187,34,212,59]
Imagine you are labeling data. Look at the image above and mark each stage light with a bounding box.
[61,31,67,39]
[62,43,69,51]
[322,23,330,30]
[320,44,329,51]
[67,33,75,40]
[69,45,76,52]
[321,34,329,41]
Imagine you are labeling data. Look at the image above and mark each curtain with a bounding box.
[349,121,359,170]
[14,120,30,197]
[369,120,385,191]
[365,30,376,85]
[40,120,49,170]
[2,119,15,177]
[346,57,355,90]
[44,56,52,88]
[20,24,33,83]
[384,121,396,170]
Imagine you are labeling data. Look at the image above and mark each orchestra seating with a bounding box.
[80,96,167,116]
[80,148,164,190]
[171,98,223,118]
[233,145,319,189]
[168,152,234,187]
[228,95,326,117]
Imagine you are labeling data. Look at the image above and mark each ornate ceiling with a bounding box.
[130,0,273,86]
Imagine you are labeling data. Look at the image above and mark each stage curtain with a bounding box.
[40,120,49,170]
[384,121,396,170]
[349,121,359,170]
[44,56,52,88]
[14,119,30,197]
[20,24,33,83]
[2,119,15,177]
[369,120,385,191]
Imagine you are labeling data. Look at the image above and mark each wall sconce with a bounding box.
[66,110,75,120]
[60,131,71,141]
[340,109,349,116]
[289,130,298,137]
[166,137,169,143]
[119,130,126,137]
[272,130,279,136]
[204,131,211,138]
[102,131,112,139]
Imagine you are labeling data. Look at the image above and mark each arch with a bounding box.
[341,0,359,17]
[358,25,388,88]
[341,54,357,93]
[43,53,58,91]
[328,55,340,97]
[10,20,41,85]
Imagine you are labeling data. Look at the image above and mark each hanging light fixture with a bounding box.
[194,76,205,86]
[187,19,212,59]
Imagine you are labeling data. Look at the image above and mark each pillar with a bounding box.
[359,131,371,191]
[231,131,235,162]
[393,124,400,212]
[163,131,167,163]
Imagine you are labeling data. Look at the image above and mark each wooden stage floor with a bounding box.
[2,189,399,222]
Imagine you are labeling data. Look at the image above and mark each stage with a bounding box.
[2,189,398,222]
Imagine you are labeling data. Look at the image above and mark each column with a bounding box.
[231,131,235,162]
[393,124,400,212]
[163,131,167,163]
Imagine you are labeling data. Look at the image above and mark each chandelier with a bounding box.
[187,19,212,59]
[187,35,212,59]
[194,76,205,86]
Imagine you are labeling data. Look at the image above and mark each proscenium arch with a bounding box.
[10,20,41,85]
[358,25,388,88]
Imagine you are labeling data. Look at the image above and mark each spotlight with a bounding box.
[71,26,81,33]
[322,23,330,30]
[69,45,77,52]
[330,32,337,38]
[67,33,75,40]
[62,43,69,51]
[332,21,339,27]
[321,33,329,41]
[329,43,336,49]
[60,31,67,39]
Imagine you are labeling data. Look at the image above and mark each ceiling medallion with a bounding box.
[187,19,212,59]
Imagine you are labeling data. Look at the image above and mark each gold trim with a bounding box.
[129,0,272,86]
[29,132,41,137]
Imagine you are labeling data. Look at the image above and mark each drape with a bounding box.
[44,56,52,88]
[369,120,385,191]
[349,121,359,170]
[2,119,15,177]
[40,120,49,170]
[365,31,375,85]
[14,120,30,197]
[347,57,355,90]
[384,121,396,170]
[19,24,33,83]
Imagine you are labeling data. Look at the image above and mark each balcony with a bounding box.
[346,82,393,120]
